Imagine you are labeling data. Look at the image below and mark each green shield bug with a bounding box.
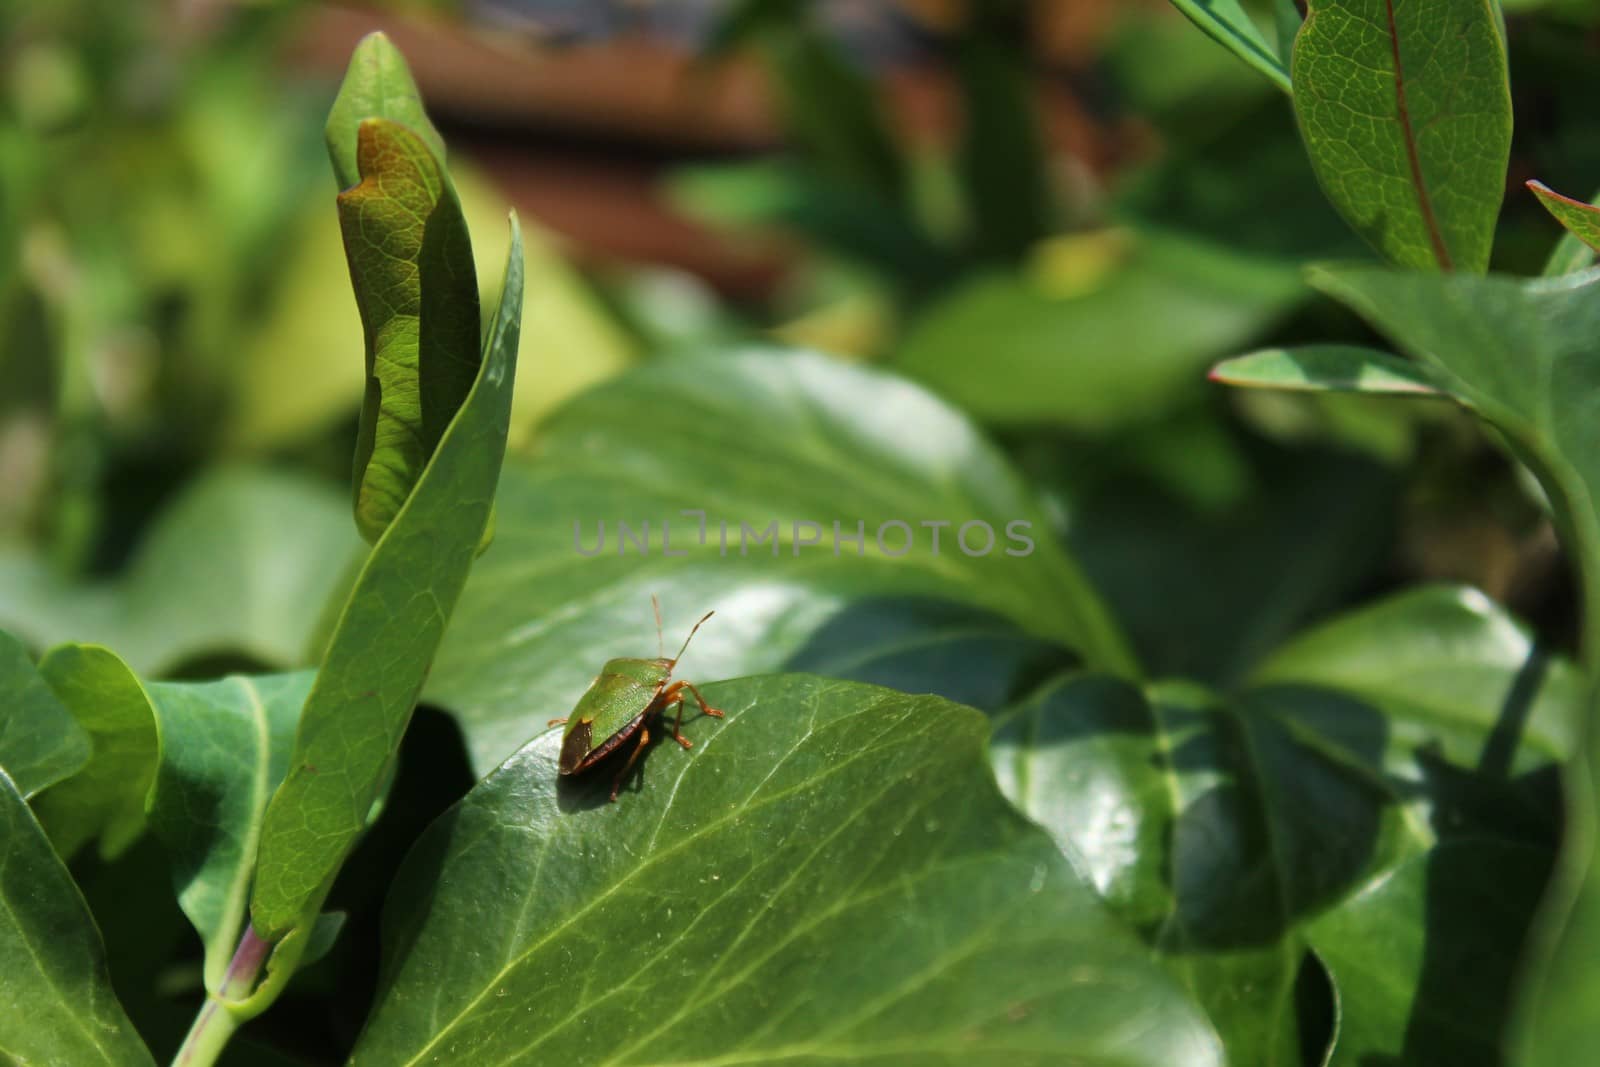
[549,597,723,801]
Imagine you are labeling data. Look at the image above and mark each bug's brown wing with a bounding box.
[560,710,650,775]
[558,718,595,774]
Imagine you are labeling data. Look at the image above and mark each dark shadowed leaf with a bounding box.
[1511,694,1600,1067]
[1309,840,1553,1066]
[352,676,1223,1066]
[990,586,1575,1063]
[1307,265,1600,625]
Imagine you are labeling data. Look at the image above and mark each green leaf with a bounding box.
[31,645,159,860]
[337,115,481,543]
[1166,0,1293,92]
[424,348,1133,775]
[0,769,155,1066]
[895,232,1304,427]
[324,31,447,193]
[353,676,1223,1066]
[0,628,89,797]
[144,672,315,988]
[0,466,361,675]
[1528,180,1600,275]
[1291,0,1513,271]
[1059,433,1400,685]
[1306,265,1600,653]
[990,587,1576,1062]
[1302,250,1600,1067]
[250,219,523,941]
[1210,345,1447,396]
[1511,705,1600,1067]
[1308,841,1553,1065]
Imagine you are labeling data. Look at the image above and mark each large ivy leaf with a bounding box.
[1166,0,1292,92]
[0,768,155,1066]
[144,671,315,987]
[989,586,1576,1063]
[31,644,160,859]
[0,628,89,797]
[894,232,1304,427]
[0,466,360,675]
[250,220,523,940]
[352,676,1223,1066]
[424,348,1133,775]
[1291,0,1512,271]
[337,115,480,543]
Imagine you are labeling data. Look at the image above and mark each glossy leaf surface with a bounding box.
[991,587,1574,1063]
[353,676,1223,1066]
[425,348,1132,775]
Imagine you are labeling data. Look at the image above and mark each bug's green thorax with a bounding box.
[558,656,673,774]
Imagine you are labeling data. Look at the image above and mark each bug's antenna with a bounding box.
[652,595,664,659]
[670,610,715,665]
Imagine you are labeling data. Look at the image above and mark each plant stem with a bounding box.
[172,923,272,1067]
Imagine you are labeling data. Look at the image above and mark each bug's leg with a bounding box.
[658,684,695,749]
[610,726,650,802]
[547,716,568,728]
[681,681,724,719]
[660,682,721,749]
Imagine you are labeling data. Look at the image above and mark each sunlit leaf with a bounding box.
[425,348,1134,775]
[353,676,1223,1066]
[1292,0,1512,271]
[250,219,523,940]
[337,116,480,543]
